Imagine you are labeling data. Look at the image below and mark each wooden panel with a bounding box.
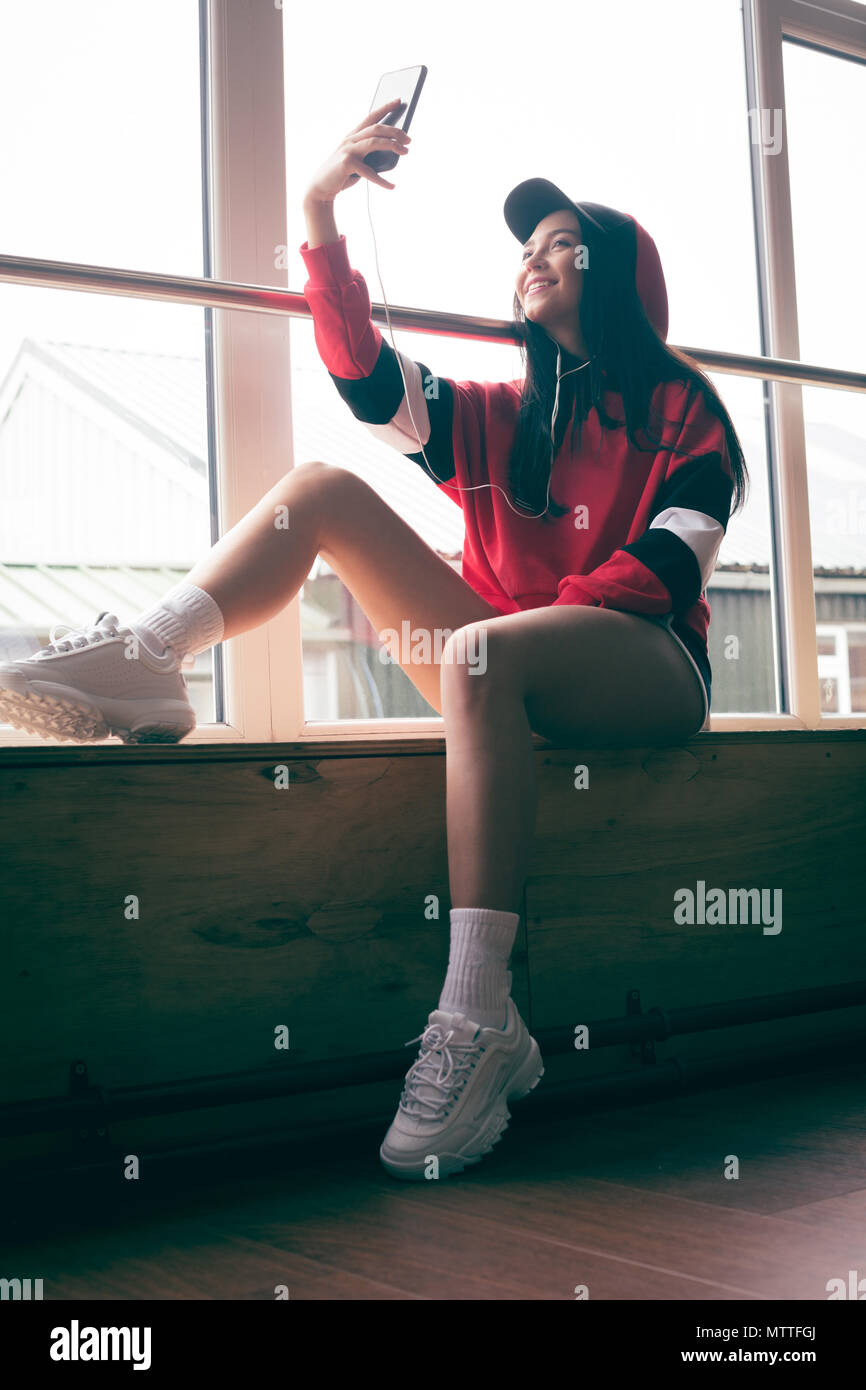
[0,745,531,1107]
[525,735,866,1031]
[1,731,864,1164]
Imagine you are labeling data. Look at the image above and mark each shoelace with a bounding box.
[35,611,172,664]
[398,1022,484,1119]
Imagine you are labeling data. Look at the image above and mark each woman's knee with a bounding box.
[290,459,380,507]
[273,459,364,521]
[440,621,516,697]
[285,458,351,494]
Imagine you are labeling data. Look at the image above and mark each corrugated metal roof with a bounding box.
[33,340,466,559]
[0,562,181,629]
[29,340,207,471]
[0,563,330,652]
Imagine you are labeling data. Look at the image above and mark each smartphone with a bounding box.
[363,66,427,172]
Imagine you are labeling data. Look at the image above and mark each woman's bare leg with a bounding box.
[440,604,707,912]
[186,460,704,913]
[186,460,500,711]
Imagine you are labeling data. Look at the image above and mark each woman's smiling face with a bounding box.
[515,208,584,327]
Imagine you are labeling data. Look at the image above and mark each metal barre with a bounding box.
[1,252,863,393]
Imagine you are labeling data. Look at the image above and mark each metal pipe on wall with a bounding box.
[2,978,865,1141]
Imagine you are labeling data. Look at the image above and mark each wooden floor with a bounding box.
[6,1057,866,1300]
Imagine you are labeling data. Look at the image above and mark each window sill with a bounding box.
[0,724,863,767]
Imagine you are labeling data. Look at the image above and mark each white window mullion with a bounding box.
[745,0,816,727]
[205,0,302,742]
[746,0,866,730]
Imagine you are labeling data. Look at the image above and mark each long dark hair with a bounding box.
[506,211,749,522]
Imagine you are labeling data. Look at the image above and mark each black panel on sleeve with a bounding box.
[327,337,458,484]
[621,529,704,613]
[649,451,734,529]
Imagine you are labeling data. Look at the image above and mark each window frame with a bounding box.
[742,0,866,731]
[201,0,299,743]
[0,0,865,748]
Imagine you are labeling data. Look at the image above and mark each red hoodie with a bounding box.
[299,232,734,711]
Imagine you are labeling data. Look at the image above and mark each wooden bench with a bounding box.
[1,730,864,1174]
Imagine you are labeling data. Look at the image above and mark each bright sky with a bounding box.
[0,0,863,442]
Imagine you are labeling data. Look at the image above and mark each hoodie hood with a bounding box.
[503,178,669,341]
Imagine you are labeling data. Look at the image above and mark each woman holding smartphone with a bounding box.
[0,97,748,1181]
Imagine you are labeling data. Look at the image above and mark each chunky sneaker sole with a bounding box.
[379,997,544,1181]
[0,612,197,745]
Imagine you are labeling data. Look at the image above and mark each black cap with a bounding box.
[503,177,669,340]
[503,178,632,244]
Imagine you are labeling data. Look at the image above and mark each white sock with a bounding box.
[437,906,520,1031]
[133,582,224,659]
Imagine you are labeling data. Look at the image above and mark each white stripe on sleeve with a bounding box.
[360,351,432,453]
[648,507,725,589]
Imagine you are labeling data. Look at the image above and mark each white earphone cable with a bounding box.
[364,176,590,519]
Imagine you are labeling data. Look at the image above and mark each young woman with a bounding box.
[0,98,748,1181]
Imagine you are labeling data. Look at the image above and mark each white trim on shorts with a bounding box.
[644,611,710,732]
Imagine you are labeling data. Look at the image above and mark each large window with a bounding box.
[284,0,760,348]
[285,0,775,723]
[0,0,294,744]
[1,0,864,743]
[743,0,866,728]
[0,1,204,276]
[0,288,217,723]
[0,0,221,731]
[783,37,866,718]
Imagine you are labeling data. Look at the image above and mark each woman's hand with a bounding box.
[303,97,412,202]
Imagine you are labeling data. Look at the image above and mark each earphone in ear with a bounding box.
[364,178,591,519]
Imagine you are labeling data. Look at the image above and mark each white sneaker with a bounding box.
[0,611,197,744]
[379,997,544,1181]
